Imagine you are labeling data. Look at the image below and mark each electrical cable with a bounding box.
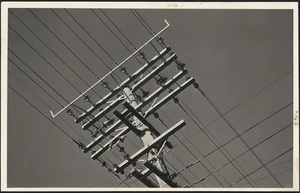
[193,85,285,187]
[9,10,104,100]
[185,123,292,187]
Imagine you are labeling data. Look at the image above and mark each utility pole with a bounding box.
[51,20,193,188]
[122,86,169,188]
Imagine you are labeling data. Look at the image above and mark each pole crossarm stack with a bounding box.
[76,46,171,123]
[144,161,180,187]
[123,102,173,149]
[144,77,195,116]
[83,71,191,153]
[81,53,177,130]
[50,19,170,118]
[114,120,186,173]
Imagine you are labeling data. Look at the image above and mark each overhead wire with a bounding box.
[8,85,77,143]
[8,50,69,106]
[228,147,293,187]
[99,9,166,83]
[128,11,290,187]
[193,84,285,187]
[62,9,122,86]
[9,26,81,94]
[88,9,193,185]
[175,102,293,186]
[185,123,293,187]
[196,70,293,135]
[235,168,293,188]
[9,10,104,100]
[48,9,158,185]
[9,77,132,186]
[27,8,100,80]
[9,58,63,107]
[175,97,258,186]
[156,110,226,187]
[162,98,256,187]
[129,10,233,187]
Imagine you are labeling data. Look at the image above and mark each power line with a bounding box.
[63,9,120,69]
[200,70,292,131]
[157,111,228,187]
[27,9,100,80]
[185,123,292,187]
[9,77,134,186]
[8,50,69,105]
[169,99,256,187]
[174,100,292,186]
[98,9,165,83]
[229,147,293,187]
[180,102,292,160]
[9,25,81,93]
[193,85,285,187]
[9,10,104,100]
[235,168,292,188]
[9,59,63,107]
[8,85,77,142]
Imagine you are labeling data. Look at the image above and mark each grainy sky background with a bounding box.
[5,5,295,189]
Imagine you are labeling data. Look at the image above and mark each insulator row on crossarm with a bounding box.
[157,36,165,47]
[101,81,113,92]
[83,95,95,106]
[138,51,147,62]
[66,109,77,119]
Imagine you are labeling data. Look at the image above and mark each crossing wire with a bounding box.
[198,70,292,134]
[99,9,209,185]
[176,97,258,186]
[61,9,135,107]
[51,9,121,84]
[9,35,131,181]
[39,10,156,175]
[160,100,256,187]
[8,70,87,141]
[109,10,291,188]
[124,10,218,186]
[173,98,292,187]
[9,10,104,100]
[9,25,81,93]
[177,102,293,164]
[91,9,148,67]
[184,123,293,187]
[88,10,195,185]
[98,9,165,83]
[8,85,77,143]
[9,78,133,187]
[9,58,63,107]
[228,158,293,187]
[127,13,291,187]
[193,84,285,187]
[157,112,227,187]
[229,147,293,187]
[235,168,293,188]
[127,10,230,186]
[8,50,69,105]
[130,9,168,64]
[27,9,100,80]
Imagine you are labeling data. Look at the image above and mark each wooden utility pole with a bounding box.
[52,20,194,188]
[122,86,170,188]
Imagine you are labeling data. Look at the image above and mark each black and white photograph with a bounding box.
[1,1,299,191]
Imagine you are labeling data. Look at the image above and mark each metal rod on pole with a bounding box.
[50,19,170,118]
[83,73,191,153]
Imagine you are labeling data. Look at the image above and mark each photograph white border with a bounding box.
[1,1,299,192]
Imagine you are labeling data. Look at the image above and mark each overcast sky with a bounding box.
[4,5,295,189]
